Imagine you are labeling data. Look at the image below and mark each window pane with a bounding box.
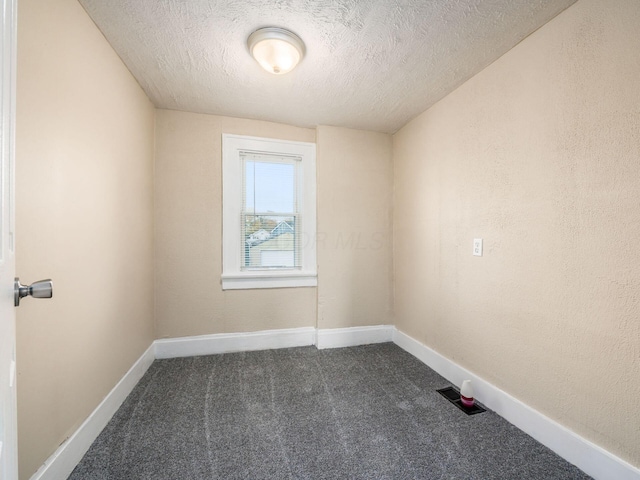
[245,161,295,213]
[242,214,298,269]
[241,154,299,270]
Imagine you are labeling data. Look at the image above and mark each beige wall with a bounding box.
[154,110,317,337]
[317,126,393,329]
[15,0,155,477]
[393,0,640,467]
[155,116,395,337]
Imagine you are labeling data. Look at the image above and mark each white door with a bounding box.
[0,0,18,478]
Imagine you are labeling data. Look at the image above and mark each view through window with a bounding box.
[241,154,300,270]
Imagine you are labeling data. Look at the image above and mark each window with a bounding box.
[222,134,316,289]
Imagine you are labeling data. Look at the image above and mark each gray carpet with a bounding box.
[69,343,591,479]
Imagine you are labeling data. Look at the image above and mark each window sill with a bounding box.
[221,272,317,290]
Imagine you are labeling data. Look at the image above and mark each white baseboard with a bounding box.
[154,325,395,358]
[316,325,394,349]
[154,327,317,359]
[30,344,155,480]
[392,328,640,480]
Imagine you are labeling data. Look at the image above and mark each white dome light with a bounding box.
[247,27,305,75]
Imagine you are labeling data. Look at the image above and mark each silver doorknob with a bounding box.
[14,278,53,307]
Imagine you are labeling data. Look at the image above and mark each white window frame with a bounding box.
[222,134,317,290]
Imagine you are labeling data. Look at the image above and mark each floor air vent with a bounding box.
[437,386,486,415]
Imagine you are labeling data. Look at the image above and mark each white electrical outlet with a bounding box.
[473,238,483,256]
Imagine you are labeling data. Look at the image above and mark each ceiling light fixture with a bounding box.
[247,27,305,75]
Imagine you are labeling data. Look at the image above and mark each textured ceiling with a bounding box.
[78,0,576,134]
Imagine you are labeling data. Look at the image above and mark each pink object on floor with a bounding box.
[460,379,475,408]
[461,394,475,408]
